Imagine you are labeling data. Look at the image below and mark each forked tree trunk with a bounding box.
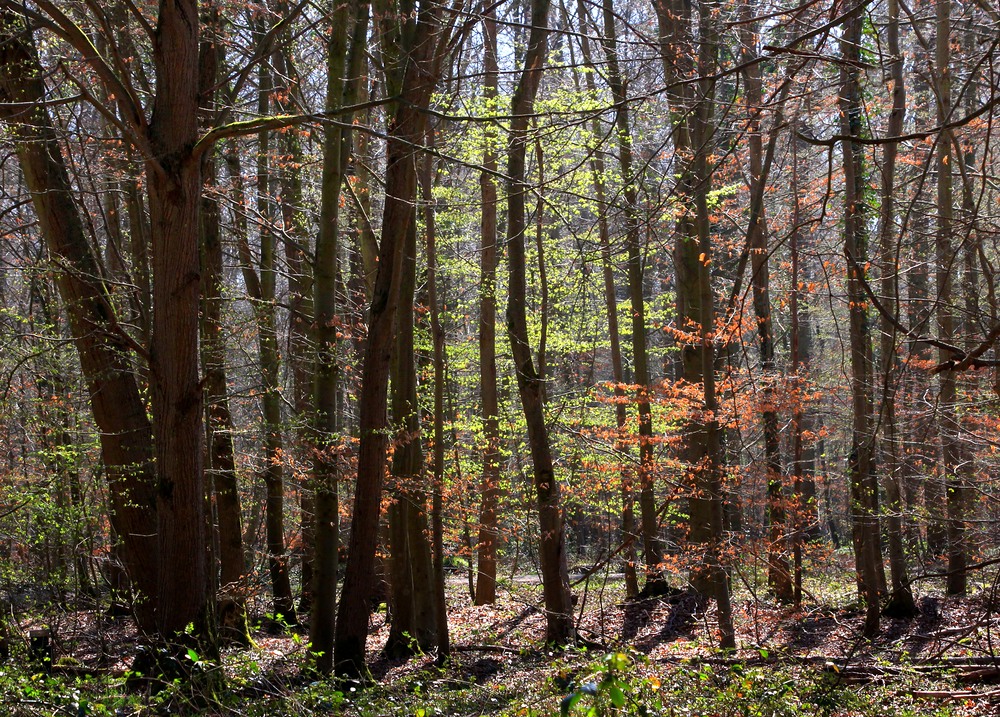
[655,0,733,618]
[334,0,446,678]
[385,214,439,658]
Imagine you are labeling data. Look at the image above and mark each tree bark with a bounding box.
[334,0,446,678]
[0,9,159,631]
[385,213,439,658]
[310,0,368,674]
[253,40,296,626]
[475,4,502,606]
[738,4,793,603]
[571,0,639,598]
[934,0,967,597]
[504,0,575,645]
[600,0,664,596]
[424,130,451,659]
[878,0,916,618]
[840,0,882,637]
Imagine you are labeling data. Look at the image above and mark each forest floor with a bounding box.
[5,551,1000,715]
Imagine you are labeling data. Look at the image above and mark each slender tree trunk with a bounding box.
[878,0,916,618]
[253,44,296,626]
[840,0,882,636]
[789,129,821,603]
[691,0,734,647]
[200,148,249,643]
[272,39,317,614]
[739,6,793,603]
[935,0,967,596]
[475,5,502,606]
[505,0,574,645]
[571,0,639,598]
[310,0,368,674]
[600,0,664,596]
[424,131,451,659]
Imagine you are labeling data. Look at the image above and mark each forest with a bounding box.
[1,0,1000,714]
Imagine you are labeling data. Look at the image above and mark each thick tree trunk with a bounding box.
[385,213,439,658]
[146,0,210,642]
[655,0,733,618]
[504,0,574,645]
[0,10,159,631]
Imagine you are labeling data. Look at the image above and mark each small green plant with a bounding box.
[560,651,664,716]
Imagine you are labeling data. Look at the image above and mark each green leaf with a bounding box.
[609,685,626,708]
[185,648,200,663]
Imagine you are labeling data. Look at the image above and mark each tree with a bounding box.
[840,0,883,637]
[504,0,575,646]
[475,2,502,607]
[0,9,158,628]
[334,0,458,679]
[310,0,369,674]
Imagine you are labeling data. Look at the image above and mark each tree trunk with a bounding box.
[504,0,575,645]
[0,10,159,631]
[310,0,368,674]
[272,39,317,615]
[385,213,439,658]
[334,0,445,678]
[146,0,211,643]
[253,44,296,626]
[840,0,882,637]
[475,4,502,606]
[739,5,793,603]
[571,0,639,598]
[934,0,966,596]
[200,153,249,643]
[878,0,916,618]
[424,129,451,659]
[600,0,664,596]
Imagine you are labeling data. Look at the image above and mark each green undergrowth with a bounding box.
[0,644,966,716]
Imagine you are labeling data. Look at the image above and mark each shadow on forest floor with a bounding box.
[622,591,700,651]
